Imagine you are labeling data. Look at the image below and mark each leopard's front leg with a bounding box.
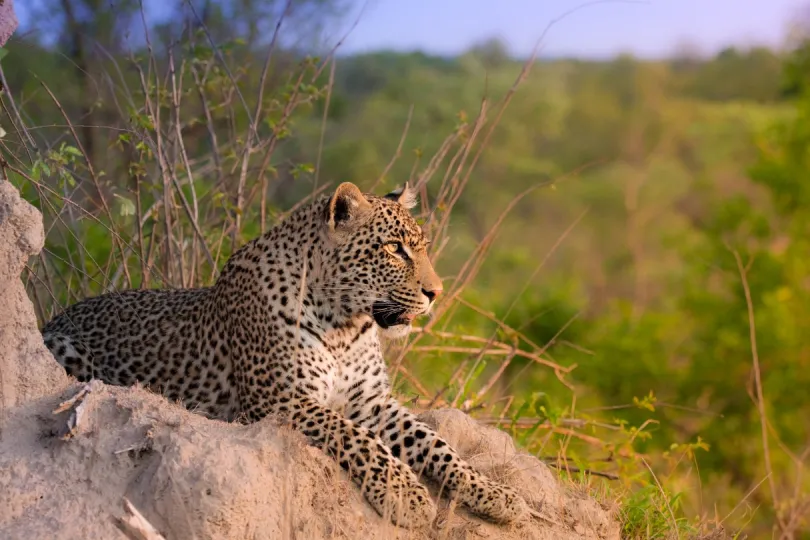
[282,394,437,528]
[347,390,529,524]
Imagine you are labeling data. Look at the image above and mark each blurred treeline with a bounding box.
[4,1,810,537]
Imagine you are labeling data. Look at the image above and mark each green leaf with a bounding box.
[62,145,83,158]
[115,194,136,217]
[37,161,52,178]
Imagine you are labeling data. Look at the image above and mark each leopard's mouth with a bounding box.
[372,300,415,329]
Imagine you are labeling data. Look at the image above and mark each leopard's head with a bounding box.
[323,182,442,338]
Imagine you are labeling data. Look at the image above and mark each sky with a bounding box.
[15,0,805,59]
[335,0,803,58]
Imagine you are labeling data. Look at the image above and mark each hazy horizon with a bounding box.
[15,0,805,59]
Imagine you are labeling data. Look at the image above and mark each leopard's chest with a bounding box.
[324,330,384,413]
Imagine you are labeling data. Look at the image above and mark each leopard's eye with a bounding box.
[383,242,409,260]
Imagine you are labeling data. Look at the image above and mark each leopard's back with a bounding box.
[42,287,237,419]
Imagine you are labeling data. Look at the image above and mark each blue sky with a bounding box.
[16,0,804,58]
[337,0,802,58]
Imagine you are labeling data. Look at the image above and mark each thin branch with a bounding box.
[731,248,785,533]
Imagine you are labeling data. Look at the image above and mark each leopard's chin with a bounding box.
[379,323,413,340]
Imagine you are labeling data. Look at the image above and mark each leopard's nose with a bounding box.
[422,287,442,302]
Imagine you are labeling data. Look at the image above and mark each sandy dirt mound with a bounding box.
[0,384,619,540]
[0,181,71,409]
[0,0,18,51]
[0,180,619,539]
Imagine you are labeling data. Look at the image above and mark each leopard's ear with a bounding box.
[327,182,372,235]
[384,182,418,210]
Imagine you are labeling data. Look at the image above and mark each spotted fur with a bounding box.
[42,182,529,528]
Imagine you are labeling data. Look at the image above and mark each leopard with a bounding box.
[41,181,530,528]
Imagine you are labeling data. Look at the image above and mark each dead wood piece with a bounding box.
[52,381,99,440]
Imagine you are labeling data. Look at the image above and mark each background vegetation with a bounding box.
[3,1,810,537]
